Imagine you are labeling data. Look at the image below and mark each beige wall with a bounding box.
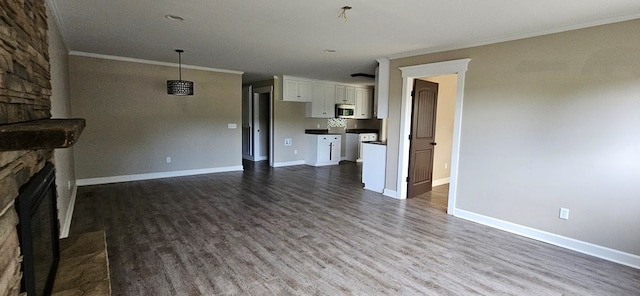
[423,74,457,182]
[47,6,76,235]
[386,19,640,255]
[70,56,242,179]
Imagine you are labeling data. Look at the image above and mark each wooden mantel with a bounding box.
[0,118,86,151]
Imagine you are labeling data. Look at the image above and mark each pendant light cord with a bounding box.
[178,51,182,80]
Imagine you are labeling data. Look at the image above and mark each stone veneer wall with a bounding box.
[0,0,53,295]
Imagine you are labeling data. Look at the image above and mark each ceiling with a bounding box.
[48,0,640,84]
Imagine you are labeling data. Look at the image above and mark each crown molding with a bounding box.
[69,51,244,75]
[388,13,640,60]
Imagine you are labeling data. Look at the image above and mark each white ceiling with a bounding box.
[49,0,640,84]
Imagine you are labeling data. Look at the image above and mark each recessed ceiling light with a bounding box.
[324,49,337,53]
[165,15,184,21]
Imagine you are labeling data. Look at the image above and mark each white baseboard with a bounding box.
[77,165,243,186]
[254,156,267,161]
[455,209,640,270]
[59,184,77,238]
[433,177,450,187]
[383,189,400,199]
[272,160,305,167]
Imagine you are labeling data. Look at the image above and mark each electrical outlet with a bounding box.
[284,138,292,146]
[444,163,448,169]
[294,149,298,154]
[317,124,320,128]
[166,157,172,163]
[559,208,570,220]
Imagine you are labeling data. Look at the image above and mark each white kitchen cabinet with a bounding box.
[283,78,312,102]
[335,85,355,105]
[306,134,341,166]
[306,83,336,118]
[374,58,390,119]
[362,142,386,193]
[346,133,377,162]
[354,87,373,119]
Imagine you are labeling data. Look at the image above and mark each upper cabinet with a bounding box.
[280,75,374,119]
[306,83,336,118]
[354,87,373,119]
[283,77,312,102]
[335,85,355,105]
[374,58,390,118]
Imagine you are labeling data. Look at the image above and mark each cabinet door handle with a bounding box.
[329,142,333,160]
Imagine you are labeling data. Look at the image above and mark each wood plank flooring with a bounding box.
[70,161,640,295]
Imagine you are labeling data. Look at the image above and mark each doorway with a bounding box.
[397,59,470,215]
[242,85,274,165]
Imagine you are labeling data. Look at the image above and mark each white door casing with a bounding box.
[397,58,470,215]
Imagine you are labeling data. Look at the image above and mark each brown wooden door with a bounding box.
[407,79,438,198]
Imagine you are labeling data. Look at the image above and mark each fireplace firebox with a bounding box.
[15,162,60,296]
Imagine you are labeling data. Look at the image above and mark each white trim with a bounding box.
[387,13,640,60]
[59,184,77,238]
[45,0,69,53]
[272,160,305,167]
[397,59,470,218]
[69,51,244,75]
[455,209,640,270]
[254,156,268,161]
[383,189,399,199]
[432,177,450,187]
[77,166,243,186]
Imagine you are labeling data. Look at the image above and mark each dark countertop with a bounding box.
[305,129,329,134]
[363,141,387,146]
[345,129,379,134]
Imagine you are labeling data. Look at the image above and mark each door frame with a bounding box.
[252,86,274,166]
[397,58,470,215]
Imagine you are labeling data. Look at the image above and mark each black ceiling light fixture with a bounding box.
[351,73,375,79]
[338,6,352,22]
[167,49,194,96]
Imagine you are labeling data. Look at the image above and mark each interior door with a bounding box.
[252,93,269,161]
[407,79,438,198]
[242,85,252,157]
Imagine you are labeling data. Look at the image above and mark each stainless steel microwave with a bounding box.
[336,104,356,118]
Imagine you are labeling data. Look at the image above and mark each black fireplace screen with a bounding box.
[15,162,60,296]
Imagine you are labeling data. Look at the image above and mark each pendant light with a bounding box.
[167,49,194,96]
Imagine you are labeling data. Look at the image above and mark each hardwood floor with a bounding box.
[70,161,640,295]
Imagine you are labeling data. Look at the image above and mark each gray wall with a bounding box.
[386,19,640,255]
[47,5,76,234]
[70,56,243,179]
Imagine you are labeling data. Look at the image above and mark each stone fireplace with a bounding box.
[0,0,84,295]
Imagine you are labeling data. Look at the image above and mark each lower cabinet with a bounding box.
[305,134,341,166]
[362,142,386,193]
[345,133,378,162]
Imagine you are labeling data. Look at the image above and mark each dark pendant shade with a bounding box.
[167,49,194,96]
[167,80,194,95]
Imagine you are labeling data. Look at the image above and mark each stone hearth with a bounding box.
[52,231,111,295]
